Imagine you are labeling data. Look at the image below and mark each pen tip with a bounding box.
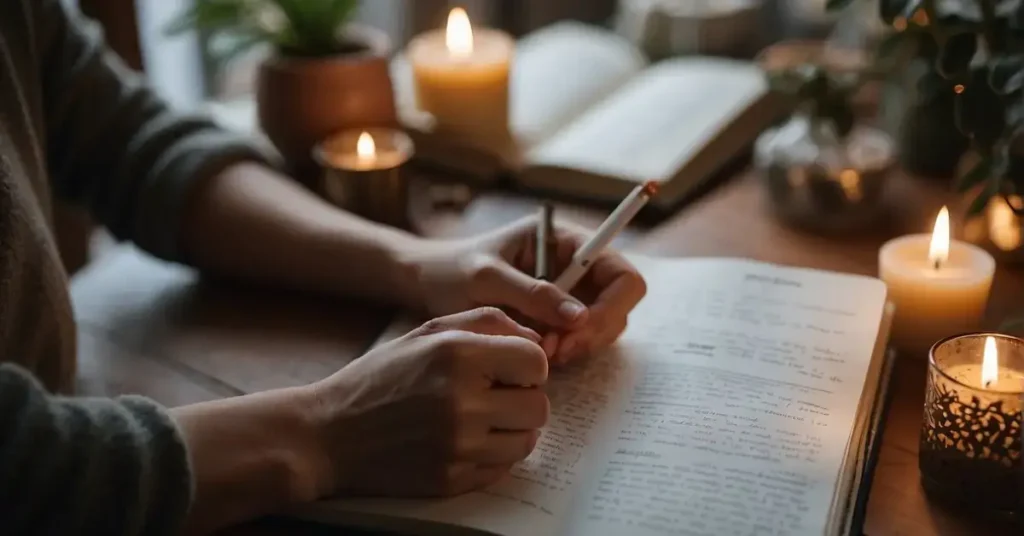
[642,181,659,197]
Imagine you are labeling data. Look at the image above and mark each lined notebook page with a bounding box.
[525,59,767,184]
[294,325,634,536]
[291,257,887,536]
[562,258,887,536]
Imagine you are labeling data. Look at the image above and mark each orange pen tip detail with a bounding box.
[642,181,659,197]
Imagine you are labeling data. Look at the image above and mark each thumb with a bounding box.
[473,260,588,329]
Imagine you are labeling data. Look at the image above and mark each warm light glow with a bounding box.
[357,132,376,161]
[446,8,474,58]
[982,336,999,388]
[988,197,1022,251]
[929,206,950,270]
[838,169,862,202]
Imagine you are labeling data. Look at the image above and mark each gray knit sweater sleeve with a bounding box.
[0,364,192,534]
[35,0,271,262]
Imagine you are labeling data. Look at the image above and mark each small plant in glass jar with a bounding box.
[755,63,897,233]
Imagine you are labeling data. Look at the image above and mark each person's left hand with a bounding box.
[405,216,646,364]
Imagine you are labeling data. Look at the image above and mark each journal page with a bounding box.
[563,257,888,536]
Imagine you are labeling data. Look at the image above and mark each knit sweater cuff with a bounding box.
[0,364,194,535]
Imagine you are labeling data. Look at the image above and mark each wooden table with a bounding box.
[72,171,1023,535]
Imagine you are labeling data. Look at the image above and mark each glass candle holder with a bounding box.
[920,333,1024,514]
[314,128,415,229]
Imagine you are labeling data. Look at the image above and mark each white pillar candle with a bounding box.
[879,207,996,357]
[407,8,513,148]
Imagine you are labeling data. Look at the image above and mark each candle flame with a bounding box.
[357,132,376,160]
[446,8,474,58]
[982,336,999,389]
[929,206,950,270]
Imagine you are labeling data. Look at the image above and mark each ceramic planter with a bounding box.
[257,24,399,184]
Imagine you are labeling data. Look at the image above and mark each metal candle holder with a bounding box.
[314,128,415,229]
[919,333,1024,515]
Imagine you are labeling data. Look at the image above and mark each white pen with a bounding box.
[554,181,658,292]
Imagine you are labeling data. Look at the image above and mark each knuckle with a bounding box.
[471,257,502,285]
[529,280,561,304]
[418,316,451,336]
[519,433,539,460]
[525,391,550,428]
[528,342,550,380]
[474,306,509,326]
[428,331,470,370]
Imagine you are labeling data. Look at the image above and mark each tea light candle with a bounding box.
[407,7,513,147]
[314,128,414,229]
[878,207,996,357]
[920,333,1024,513]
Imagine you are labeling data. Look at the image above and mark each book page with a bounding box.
[293,328,633,536]
[391,22,647,153]
[511,22,647,149]
[562,258,887,536]
[524,58,768,184]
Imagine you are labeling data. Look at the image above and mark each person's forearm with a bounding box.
[171,387,330,534]
[179,162,427,306]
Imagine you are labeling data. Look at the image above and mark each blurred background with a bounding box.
[78,0,870,108]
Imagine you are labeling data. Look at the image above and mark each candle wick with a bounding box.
[933,259,941,271]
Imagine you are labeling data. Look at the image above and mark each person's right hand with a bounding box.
[308,307,550,498]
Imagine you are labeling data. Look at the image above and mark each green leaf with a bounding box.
[207,32,269,66]
[957,159,993,192]
[936,33,978,79]
[165,0,251,36]
[988,55,1024,95]
[167,0,363,57]
[956,69,1009,148]
[998,315,1024,334]
[916,70,947,100]
[967,178,1001,216]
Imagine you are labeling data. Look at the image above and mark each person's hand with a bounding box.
[406,216,646,364]
[307,308,549,498]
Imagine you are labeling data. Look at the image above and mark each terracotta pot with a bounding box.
[257,24,399,184]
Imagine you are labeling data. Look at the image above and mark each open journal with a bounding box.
[286,256,895,536]
[390,23,785,213]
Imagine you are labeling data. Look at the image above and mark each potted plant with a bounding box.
[755,62,897,233]
[827,0,1024,255]
[168,0,399,181]
[827,0,1024,191]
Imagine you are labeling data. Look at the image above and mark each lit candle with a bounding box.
[942,335,1024,391]
[313,128,414,228]
[878,207,996,357]
[919,333,1024,513]
[406,7,513,148]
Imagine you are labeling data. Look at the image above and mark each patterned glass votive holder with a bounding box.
[920,333,1024,514]
[314,128,414,229]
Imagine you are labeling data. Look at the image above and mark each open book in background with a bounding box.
[286,255,895,536]
[391,23,785,215]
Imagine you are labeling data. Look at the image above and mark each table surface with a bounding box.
[71,170,1024,536]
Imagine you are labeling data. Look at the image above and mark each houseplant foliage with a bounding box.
[828,0,1024,216]
[168,0,363,63]
[167,0,399,182]
[768,63,861,140]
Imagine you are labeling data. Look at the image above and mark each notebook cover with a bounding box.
[848,348,898,535]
